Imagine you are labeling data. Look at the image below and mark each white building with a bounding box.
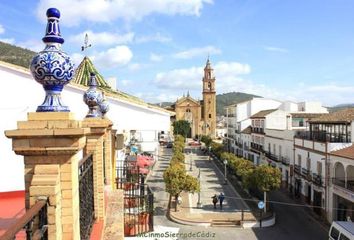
[329,145,354,222]
[293,109,354,221]
[0,60,173,193]
[225,98,282,156]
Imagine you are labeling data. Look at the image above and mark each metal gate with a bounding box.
[116,161,154,237]
[79,154,95,240]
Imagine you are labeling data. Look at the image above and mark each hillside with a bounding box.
[216,92,261,115]
[328,103,354,113]
[0,41,36,68]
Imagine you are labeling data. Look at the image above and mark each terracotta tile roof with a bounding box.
[309,108,354,123]
[290,113,327,119]
[241,125,252,134]
[250,109,277,118]
[330,144,354,160]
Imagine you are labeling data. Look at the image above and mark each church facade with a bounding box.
[174,59,217,138]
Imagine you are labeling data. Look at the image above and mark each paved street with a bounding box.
[185,146,249,213]
[140,146,329,240]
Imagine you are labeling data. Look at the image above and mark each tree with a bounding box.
[200,135,212,148]
[253,165,281,212]
[172,120,190,138]
[163,164,199,212]
[171,151,185,163]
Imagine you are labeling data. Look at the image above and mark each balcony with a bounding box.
[250,142,264,153]
[301,168,312,181]
[332,178,354,192]
[251,127,264,134]
[265,152,280,162]
[294,164,301,174]
[295,131,351,143]
[281,156,290,165]
[312,173,323,186]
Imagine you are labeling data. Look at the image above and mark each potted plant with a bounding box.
[124,218,137,236]
[138,212,149,225]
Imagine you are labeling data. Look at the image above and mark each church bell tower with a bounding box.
[202,57,216,138]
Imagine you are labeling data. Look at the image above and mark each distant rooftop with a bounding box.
[250,109,277,118]
[330,144,354,160]
[290,113,327,119]
[309,108,354,123]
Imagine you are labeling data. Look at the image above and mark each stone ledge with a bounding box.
[28,112,76,121]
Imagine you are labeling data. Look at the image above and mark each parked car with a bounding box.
[329,221,354,240]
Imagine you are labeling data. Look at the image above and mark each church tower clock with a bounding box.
[202,58,216,138]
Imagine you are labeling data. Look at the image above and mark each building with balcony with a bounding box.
[264,109,327,189]
[329,144,354,222]
[225,98,282,157]
[293,108,354,221]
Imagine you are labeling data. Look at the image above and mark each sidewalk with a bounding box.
[168,147,256,227]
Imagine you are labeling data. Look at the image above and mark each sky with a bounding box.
[0,0,354,106]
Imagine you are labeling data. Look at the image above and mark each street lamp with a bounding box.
[197,168,203,208]
[189,152,193,171]
[223,159,228,185]
[208,146,211,161]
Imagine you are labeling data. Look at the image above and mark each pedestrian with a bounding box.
[218,193,225,210]
[212,194,218,209]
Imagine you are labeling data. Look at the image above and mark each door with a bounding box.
[307,185,311,204]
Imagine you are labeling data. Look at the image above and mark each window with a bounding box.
[273,144,276,155]
[209,114,211,118]
[330,227,339,240]
[317,162,322,176]
[297,154,302,166]
[339,234,350,240]
[186,108,191,113]
[307,158,311,170]
[208,82,211,90]
[299,120,304,127]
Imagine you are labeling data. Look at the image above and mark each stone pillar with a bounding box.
[82,118,112,220]
[104,127,113,186]
[30,165,62,240]
[111,129,117,190]
[5,112,87,240]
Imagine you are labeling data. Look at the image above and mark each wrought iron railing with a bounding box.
[312,173,322,186]
[265,152,279,162]
[294,164,301,174]
[115,162,154,237]
[78,154,95,240]
[1,198,48,240]
[250,142,263,152]
[332,178,354,191]
[281,156,290,165]
[251,127,264,134]
[295,131,351,143]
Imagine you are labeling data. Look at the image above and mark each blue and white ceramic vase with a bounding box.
[83,73,103,117]
[99,92,109,117]
[30,8,74,112]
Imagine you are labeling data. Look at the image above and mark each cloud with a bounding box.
[92,45,133,68]
[0,24,4,34]
[36,0,213,26]
[264,46,289,53]
[70,53,85,66]
[173,45,221,59]
[120,79,131,87]
[68,30,134,47]
[136,33,172,43]
[128,63,144,71]
[137,92,181,103]
[150,53,163,62]
[153,61,251,91]
[0,38,15,44]
[17,39,44,52]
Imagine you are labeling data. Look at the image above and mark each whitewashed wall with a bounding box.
[0,63,171,192]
